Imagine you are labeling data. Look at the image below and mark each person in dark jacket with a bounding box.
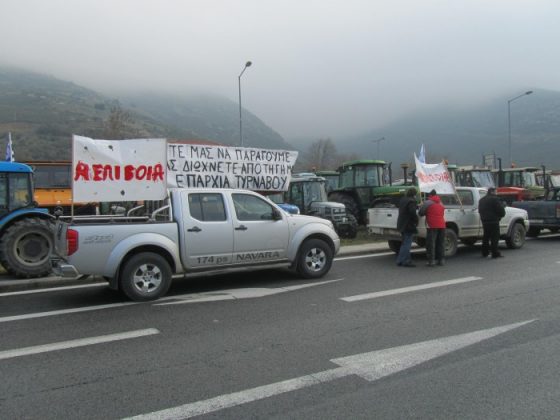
[418,189,446,266]
[478,187,506,258]
[396,187,419,267]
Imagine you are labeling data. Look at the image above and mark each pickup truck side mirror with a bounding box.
[272,209,283,221]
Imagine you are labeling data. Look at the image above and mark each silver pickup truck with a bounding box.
[53,188,340,301]
[367,187,529,257]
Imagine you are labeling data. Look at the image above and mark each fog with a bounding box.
[1,0,559,140]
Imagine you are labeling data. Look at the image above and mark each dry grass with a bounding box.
[341,226,382,246]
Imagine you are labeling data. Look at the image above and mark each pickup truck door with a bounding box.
[449,207,481,237]
[452,189,481,237]
[179,191,234,268]
[230,193,290,264]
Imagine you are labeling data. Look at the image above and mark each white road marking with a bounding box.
[335,248,425,262]
[125,320,534,419]
[341,276,483,302]
[0,282,106,297]
[155,279,343,306]
[335,252,394,261]
[0,328,159,361]
[0,302,138,324]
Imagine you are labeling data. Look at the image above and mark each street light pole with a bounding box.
[372,137,385,159]
[238,61,252,147]
[507,90,532,166]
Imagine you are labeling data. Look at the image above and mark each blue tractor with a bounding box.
[0,161,54,278]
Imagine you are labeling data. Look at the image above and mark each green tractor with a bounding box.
[328,160,409,225]
[268,173,358,238]
[314,170,339,194]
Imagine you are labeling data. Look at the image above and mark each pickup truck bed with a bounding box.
[512,187,560,237]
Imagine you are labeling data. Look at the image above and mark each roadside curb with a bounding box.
[337,242,389,257]
[0,274,105,293]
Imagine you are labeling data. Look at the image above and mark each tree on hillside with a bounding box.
[305,138,339,170]
[298,138,359,172]
[103,102,138,139]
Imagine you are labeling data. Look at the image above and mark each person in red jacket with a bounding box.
[418,189,446,266]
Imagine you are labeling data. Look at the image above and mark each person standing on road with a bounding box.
[478,187,506,258]
[396,187,419,267]
[419,189,446,266]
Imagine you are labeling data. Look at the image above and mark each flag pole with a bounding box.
[445,161,463,209]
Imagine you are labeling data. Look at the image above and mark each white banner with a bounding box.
[167,144,298,191]
[414,153,455,194]
[72,135,168,202]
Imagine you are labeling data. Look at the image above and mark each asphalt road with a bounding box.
[1,235,560,419]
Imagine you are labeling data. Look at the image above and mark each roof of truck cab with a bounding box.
[493,167,539,172]
[315,170,339,175]
[0,161,33,173]
[340,159,386,167]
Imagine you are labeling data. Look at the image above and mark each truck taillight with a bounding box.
[556,204,560,219]
[67,228,78,256]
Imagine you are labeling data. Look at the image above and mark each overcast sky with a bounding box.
[1,0,559,140]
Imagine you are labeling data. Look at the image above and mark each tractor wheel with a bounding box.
[329,192,360,224]
[338,214,358,239]
[0,218,54,278]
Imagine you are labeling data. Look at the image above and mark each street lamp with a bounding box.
[372,137,385,159]
[238,61,252,147]
[508,90,532,166]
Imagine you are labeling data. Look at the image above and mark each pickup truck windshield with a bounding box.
[439,190,475,206]
[471,171,495,188]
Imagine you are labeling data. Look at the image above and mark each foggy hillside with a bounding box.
[340,89,560,168]
[0,68,290,161]
[121,93,291,150]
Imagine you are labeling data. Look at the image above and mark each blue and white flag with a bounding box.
[418,143,426,163]
[5,132,14,162]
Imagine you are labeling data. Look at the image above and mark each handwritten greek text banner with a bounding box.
[167,144,298,191]
[414,153,455,194]
[72,135,168,202]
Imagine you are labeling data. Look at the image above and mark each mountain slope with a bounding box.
[122,92,292,150]
[0,68,290,161]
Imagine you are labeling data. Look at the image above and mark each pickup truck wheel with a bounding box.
[506,223,526,249]
[0,218,54,278]
[120,252,172,301]
[444,228,458,257]
[297,239,333,279]
[527,227,541,237]
[388,240,401,253]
